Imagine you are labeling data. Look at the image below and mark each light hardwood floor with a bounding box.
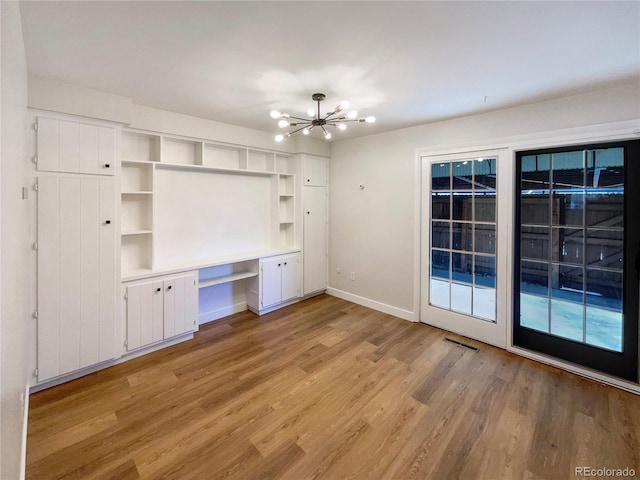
[27,294,640,479]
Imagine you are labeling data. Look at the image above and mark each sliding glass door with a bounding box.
[514,140,639,381]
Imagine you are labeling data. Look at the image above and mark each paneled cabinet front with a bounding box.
[124,272,198,352]
[258,254,300,310]
[36,117,116,176]
[37,176,117,382]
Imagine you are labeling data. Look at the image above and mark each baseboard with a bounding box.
[325,287,416,322]
[199,302,247,325]
[20,383,29,480]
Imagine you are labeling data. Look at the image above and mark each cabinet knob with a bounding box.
[306,178,310,182]
[278,263,281,267]
[167,285,172,290]
[105,220,111,225]
[307,211,310,215]
[156,287,161,293]
[284,262,287,266]
[104,164,110,169]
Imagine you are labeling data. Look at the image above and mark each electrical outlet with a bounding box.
[350,271,356,281]
[336,267,341,274]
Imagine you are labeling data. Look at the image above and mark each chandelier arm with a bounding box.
[286,124,312,136]
[287,115,312,122]
[326,118,362,123]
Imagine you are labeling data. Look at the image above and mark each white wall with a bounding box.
[28,75,331,157]
[1,2,31,478]
[329,81,640,315]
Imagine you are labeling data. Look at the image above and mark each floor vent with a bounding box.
[444,337,479,351]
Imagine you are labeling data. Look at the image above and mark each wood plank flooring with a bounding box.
[27,294,640,479]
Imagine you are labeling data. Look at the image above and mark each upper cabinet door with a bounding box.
[302,155,328,186]
[37,117,115,176]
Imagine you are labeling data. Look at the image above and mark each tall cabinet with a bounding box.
[35,116,118,382]
[302,155,329,295]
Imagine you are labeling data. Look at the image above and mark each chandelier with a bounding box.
[271,93,376,142]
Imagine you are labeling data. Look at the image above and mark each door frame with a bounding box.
[414,119,640,391]
[419,149,510,348]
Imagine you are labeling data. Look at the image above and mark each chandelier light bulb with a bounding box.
[365,116,376,123]
[338,123,347,131]
[347,110,358,119]
[307,109,316,117]
[277,119,289,128]
[275,134,284,142]
[302,128,310,135]
[324,131,332,140]
[270,110,281,119]
[340,100,350,110]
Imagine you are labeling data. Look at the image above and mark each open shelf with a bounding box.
[199,271,258,288]
[122,131,161,163]
[121,230,153,236]
[162,137,203,166]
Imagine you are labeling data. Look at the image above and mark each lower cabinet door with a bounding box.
[126,280,163,351]
[281,254,300,302]
[261,257,283,308]
[163,273,198,338]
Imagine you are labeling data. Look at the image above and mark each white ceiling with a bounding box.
[19,1,640,140]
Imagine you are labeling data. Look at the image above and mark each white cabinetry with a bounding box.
[36,117,115,175]
[124,272,198,352]
[302,155,327,186]
[37,175,117,381]
[301,155,329,295]
[303,186,328,294]
[247,253,300,313]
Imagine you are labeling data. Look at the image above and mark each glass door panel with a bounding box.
[515,140,639,381]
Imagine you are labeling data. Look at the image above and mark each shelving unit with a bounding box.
[120,129,299,279]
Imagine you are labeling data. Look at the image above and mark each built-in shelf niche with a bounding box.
[246,150,275,172]
[279,196,294,223]
[121,194,152,233]
[122,131,161,163]
[121,234,152,272]
[279,223,295,248]
[203,144,247,170]
[198,260,259,289]
[279,174,294,195]
[162,137,203,166]
[121,162,153,193]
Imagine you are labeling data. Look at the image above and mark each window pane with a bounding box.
[521,154,550,225]
[475,191,496,222]
[473,286,495,321]
[452,222,472,252]
[520,293,549,333]
[550,299,583,343]
[452,252,472,284]
[474,158,497,190]
[432,163,451,191]
[431,249,450,280]
[586,268,622,311]
[431,221,450,249]
[432,193,450,220]
[521,260,548,297]
[552,151,585,189]
[521,226,549,261]
[550,264,584,304]
[430,278,450,309]
[452,192,473,221]
[552,227,583,265]
[586,229,623,270]
[586,307,622,352]
[451,283,472,314]
[586,148,623,188]
[474,254,495,288]
[475,224,495,254]
[586,190,623,228]
[452,161,473,189]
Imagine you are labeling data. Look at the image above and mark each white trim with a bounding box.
[509,345,640,394]
[20,384,29,480]
[326,287,416,322]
